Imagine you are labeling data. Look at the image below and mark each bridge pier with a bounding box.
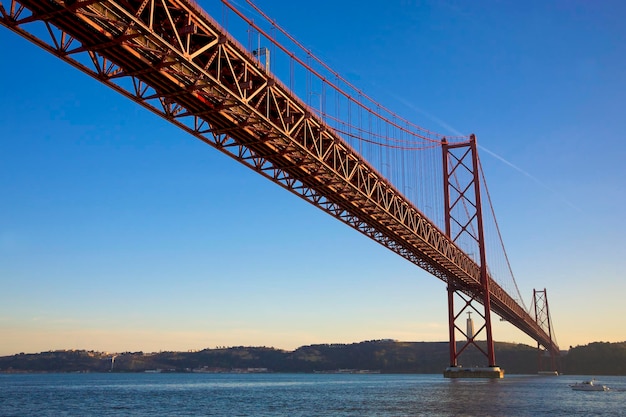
[444,366,504,379]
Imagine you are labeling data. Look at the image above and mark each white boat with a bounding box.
[570,379,609,391]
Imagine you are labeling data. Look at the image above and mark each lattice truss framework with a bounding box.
[0,0,558,355]
[532,289,556,346]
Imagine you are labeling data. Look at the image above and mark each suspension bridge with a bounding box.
[0,0,559,377]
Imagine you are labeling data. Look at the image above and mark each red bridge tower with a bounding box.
[442,135,503,378]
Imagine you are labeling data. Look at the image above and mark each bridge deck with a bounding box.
[0,0,558,355]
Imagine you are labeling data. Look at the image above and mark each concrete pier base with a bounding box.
[443,366,504,379]
[538,370,559,376]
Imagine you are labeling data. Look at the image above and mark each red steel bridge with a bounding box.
[0,0,559,375]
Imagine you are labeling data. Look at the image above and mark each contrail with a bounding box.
[393,96,466,137]
[477,145,536,179]
[388,94,583,212]
[477,145,582,212]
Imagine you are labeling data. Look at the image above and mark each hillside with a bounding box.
[1,340,624,375]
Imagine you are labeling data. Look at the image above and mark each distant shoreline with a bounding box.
[1,340,625,376]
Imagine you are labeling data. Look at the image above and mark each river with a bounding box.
[1,373,625,416]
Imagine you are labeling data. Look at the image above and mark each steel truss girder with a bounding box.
[1,0,477,285]
[1,0,559,354]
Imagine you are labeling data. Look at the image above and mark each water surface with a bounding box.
[1,373,624,416]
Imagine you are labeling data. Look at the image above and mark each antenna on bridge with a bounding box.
[248,23,270,71]
[253,47,270,70]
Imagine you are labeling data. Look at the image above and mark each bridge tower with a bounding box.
[533,289,560,374]
[442,135,503,378]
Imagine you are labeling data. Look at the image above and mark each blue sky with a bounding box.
[1,0,625,356]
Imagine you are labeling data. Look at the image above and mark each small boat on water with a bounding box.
[570,379,609,391]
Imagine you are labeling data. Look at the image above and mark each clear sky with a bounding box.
[1,0,625,357]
